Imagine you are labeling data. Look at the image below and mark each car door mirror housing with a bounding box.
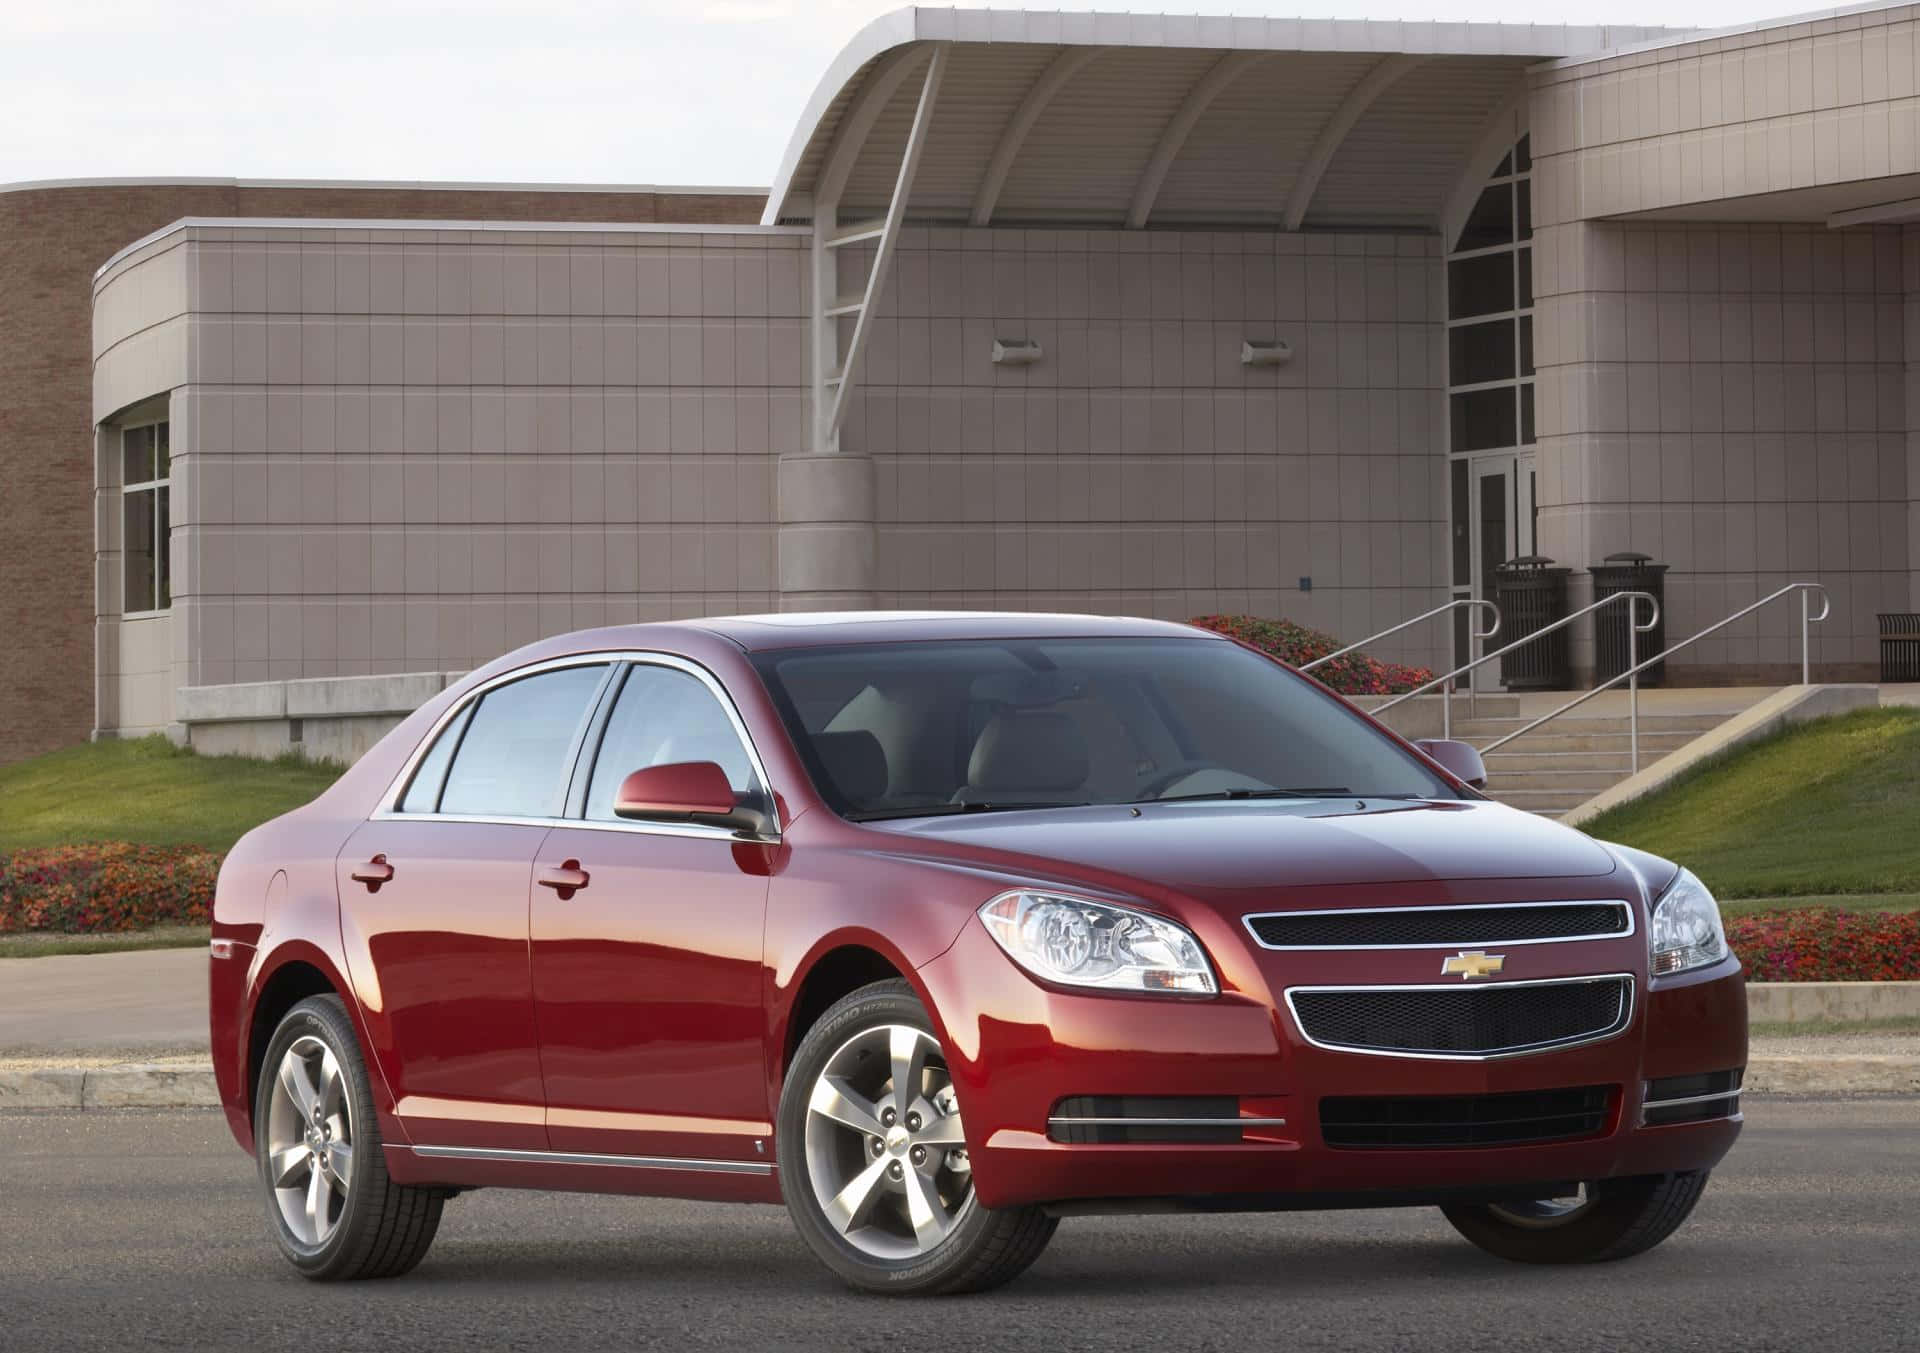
[614,762,770,835]
[1413,738,1488,790]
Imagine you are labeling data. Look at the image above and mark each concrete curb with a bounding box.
[3,1055,1916,1110]
[0,1063,219,1110]
[1749,981,1920,1023]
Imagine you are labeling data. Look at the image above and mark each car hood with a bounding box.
[868,798,1619,892]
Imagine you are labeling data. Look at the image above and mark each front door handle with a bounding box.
[537,860,590,900]
[350,854,394,891]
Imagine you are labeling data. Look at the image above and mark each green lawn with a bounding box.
[0,735,342,853]
[1584,707,1920,901]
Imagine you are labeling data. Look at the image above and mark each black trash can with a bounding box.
[1591,551,1669,686]
[1881,614,1920,682]
[1493,555,1572,690]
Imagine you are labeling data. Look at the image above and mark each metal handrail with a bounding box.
[1301,597,1499,740]
[1478,581,1831,775]
[1375,590,1661,721]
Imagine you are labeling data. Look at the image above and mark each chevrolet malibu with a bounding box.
[209,612,1746,1293]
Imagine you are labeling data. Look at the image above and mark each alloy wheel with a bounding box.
[264,1035,354,1246]
[801,1023,974,1260]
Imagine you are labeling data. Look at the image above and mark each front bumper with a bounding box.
[916,922,1747,1211]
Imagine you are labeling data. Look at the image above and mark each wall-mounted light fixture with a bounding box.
[991,338,1044,366]
[1240,339,1293,367]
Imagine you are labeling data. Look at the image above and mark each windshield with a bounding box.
[753,637,1458,821]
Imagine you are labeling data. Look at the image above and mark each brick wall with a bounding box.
[0,181,763,763]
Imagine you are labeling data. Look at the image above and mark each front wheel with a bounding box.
[1441,1171,1711,1264]
[777,979,1056,1294]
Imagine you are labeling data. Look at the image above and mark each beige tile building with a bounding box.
[84,5,1920,750]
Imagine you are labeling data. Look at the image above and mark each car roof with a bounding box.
[686,610,1208,652]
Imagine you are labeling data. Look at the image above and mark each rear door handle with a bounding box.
[537,860,590,900]
[350,854,394,891]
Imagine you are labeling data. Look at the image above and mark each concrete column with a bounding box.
[777,452,876,611]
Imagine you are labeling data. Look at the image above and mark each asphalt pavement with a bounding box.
[2,1098,1916,1351]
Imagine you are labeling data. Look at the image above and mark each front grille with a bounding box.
[1320,1085,1615,1149]
[1246,902,1631,949]
[1287,976,1633,1057]
[1048,1095,1244,1144]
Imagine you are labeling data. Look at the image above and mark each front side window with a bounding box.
[755,638,1458,821]
[582,664,763,822]
[435,664,608,818]
[121,421,171,613]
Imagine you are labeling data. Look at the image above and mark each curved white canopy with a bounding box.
[764,8,1678,233]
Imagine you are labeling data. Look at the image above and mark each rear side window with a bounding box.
[396,703,473,813]
[583,664,761,821]
[437,665,608,819]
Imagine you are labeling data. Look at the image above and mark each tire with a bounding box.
[254,994,446,1280]
[777,979,1057,1295]
[1440,1171,1711,1264]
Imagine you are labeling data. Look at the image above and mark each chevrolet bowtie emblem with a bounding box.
[1442,950,1506,981]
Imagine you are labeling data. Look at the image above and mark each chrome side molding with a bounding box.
[408,1143,774,1176]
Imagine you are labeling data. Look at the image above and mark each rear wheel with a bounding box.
[1441,1172,1711,1264]
[255,994,445,1279]
[778,979,1056,1294]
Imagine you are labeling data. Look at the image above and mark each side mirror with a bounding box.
[614,761,771,836]
[1414,738,1488,791]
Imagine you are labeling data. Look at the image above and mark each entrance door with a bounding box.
[1467,454,1536,687]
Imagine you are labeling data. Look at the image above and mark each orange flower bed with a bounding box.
[0,844,220,934]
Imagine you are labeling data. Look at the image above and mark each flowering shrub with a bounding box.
[1727,909,1920,983]
[0,844,220,934]
[1190,614,1436,696]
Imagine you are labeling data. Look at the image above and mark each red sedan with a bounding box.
[209,613,1745,1293]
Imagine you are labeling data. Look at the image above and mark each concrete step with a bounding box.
[1468,730,1702,755]
[1484,788,1590,816]
[1451,713,1730,736]
[1482,767,1632,792]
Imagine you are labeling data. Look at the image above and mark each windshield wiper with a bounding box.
[1140,787,1351,804]
[847,801,1091,822]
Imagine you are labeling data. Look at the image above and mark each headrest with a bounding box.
[967,711,1089,793]
[813,730,888,804]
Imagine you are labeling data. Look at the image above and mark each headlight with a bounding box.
[978,890,1217,995]
[1649,868,1729,976]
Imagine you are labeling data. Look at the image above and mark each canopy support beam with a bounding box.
[1127,51,1266,231]
[1282,54,1426,232]
[970,45,1108,227]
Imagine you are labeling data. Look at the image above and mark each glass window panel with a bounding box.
[1454,182,1514,253]
[1520,314,1535,376]
[155,487,170,609]
[1494,149,1514,177]
[1450,459,1471,588]
[1448,253,1514,320]
[584,665,759,821]
[1515,134,1532,173]
[154,421,171,479]
[1517,178,1533,242]
[122,425,153,485]
[1448,319,1516,387]
[1517,246,1534,309]
[1450,386,1517,454]
[439,665,608,818]
[398,704,473,813]
[123,488,156,612]
[1521,383,1537,445]
[1480,471,1510,586]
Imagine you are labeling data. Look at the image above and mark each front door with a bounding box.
[532,660,774,1164]
[336,659,612,1150]
[1468,454,1536,687]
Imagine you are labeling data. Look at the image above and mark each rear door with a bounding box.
[531,659,775,1164]
[337,660,612,1150]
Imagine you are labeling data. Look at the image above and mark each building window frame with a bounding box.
[120,417,172,617]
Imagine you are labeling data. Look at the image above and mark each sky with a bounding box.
[0,0,1834,190]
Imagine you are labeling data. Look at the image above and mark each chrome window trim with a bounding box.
[1282,973,1636,1062]
[372,649,782,845]
[1243,899,1636,951]
[1640,1088,1741,1111]
[408,1143,772,1176]
[1045,1116,1289,1128]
